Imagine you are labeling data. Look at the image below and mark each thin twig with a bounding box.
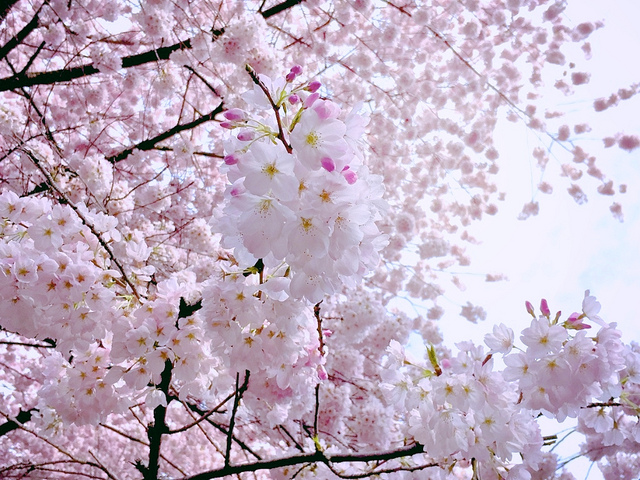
[313,301,324,440]
[245,65,292,153]
[225,370,250,467]
[168,388,235,434]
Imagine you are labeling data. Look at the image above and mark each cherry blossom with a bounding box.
[0,1,638,479]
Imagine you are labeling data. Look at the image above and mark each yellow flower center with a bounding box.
[305,131,320,147]
[262,162,279,178]
[301,217,313,231]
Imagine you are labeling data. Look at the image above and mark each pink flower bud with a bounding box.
[237,130,255,141]
[220,121,234,129]
[224,154,239,165]
[307,80,321,92]
[320,157,335,172]
[286,72,296,82]
[288,94,300,104]
[540,299,550,317]
[525,301,535,317]
[290,65,303,75]
[223,108,246,121]
[317,365,328,381]
[341,166,357,184]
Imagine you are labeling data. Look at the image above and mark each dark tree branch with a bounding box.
[178,297,203,319]
[168,383,235,435]
[225,370,250,467]
[0,409,36,437]
[106,102,224,164]
[151,146,224,158]
[184,65,221,97]
[100,423,187,476]
[182,443,429,480]
[0,0,19,23]
[260,0,306,18]
[0,340,55,348]
[313,301,324,441]
[326,459,438,479]
[6,55,64,157]
[0,2,305,92]
[277,425,304,452]
[0,39,193,92]
[138,360,173,480]
[0,7,40,62]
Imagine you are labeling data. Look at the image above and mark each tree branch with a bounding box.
[182,443,429,480]
[0,0,19,23]
[0,340,55,348]
[106,102,224,164]
[246,65,292,153]
[0,2,306,92]
[138,360,173,480]
[0,39,192,92]
[0,7,40,62]
[168,386,234,435]
[176,399,263,461]
[225,370,250,467]
[0,408,36,437]
[260,0,306,18]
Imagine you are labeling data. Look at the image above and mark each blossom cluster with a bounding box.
[576,340,640,477]
[200,275,324,426]
[0,191,122,354]
[216,67,387,303]
[380,293,635,479]
[503,292,625,422]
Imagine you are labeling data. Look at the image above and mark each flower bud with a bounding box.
[320,157,335,172]
[307,80,321,93]
[540,299,550,317]
[237,130,255,141]
[223,108,246,121]
[224,154,239,165]
[341,166,357,184]
[525,301,535,317]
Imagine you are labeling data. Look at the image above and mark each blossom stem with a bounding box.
[246,64,292,153]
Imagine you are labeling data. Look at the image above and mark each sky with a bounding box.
[412,1,640,478]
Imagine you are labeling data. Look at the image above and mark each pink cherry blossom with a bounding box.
[0,2,638,479]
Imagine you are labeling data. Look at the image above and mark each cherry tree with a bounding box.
[1,0,639,479]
